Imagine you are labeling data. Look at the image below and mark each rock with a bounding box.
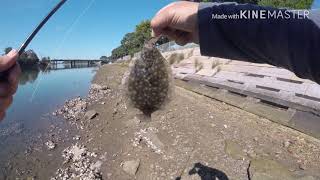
[248,158,295,180]
[91,160,103,170]
[91,84,108,91]
[299,162,307,170]
[134,128,164,153]
[107,173,112,178]
[84,110,98,120]
[224,140,246,160]
[247,151,257,159]
[73,135,81,140]
[45,141,56,150]
[112,108,117,115]
[65,145,87,161]
[284,140,291,148]
[125,116,141,127]
[122,159,140,176]
[52,144,102,180]
[75,101,87,111]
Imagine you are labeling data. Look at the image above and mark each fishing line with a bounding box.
[29,0,96,102]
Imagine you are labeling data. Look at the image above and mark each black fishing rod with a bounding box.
[0,0,68,79]
[18,0,68,55]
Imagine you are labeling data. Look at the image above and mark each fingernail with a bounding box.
[151,30,156,37]
[7,50,17,58]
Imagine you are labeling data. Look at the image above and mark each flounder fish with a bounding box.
[125,37,173,117]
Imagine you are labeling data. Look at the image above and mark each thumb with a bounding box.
[151,3,175,37]
[0,50,18,72]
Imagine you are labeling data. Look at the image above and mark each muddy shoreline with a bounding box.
[3,63,320,179]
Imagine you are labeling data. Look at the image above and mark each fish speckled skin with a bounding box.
[127,41,172,117]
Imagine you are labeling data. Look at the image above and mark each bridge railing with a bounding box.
[157,41,199,53]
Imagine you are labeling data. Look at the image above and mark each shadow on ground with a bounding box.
[176,162,229,180]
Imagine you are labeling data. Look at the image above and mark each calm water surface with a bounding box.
[0,65,97,164]
[2,65,97,130]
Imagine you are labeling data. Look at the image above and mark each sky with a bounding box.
[0,0,173,59]
[312,0,320,9]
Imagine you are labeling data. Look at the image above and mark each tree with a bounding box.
[4,47,12,55]
[110,20,153,60]
[199,0,312,8]
[198,0,258,4]
[258,0,312,9]
[41,56,51,61]
[100,56,108,60]
[18,50,39,66]
[110,46,127,60]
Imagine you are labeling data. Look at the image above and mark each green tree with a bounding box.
[18,50,39,66]
[100,56,108,60]
[199,0,258,4]
[110,20,153,60]
[4,47,12,55]
[258,0,312,9]
[199,0,312,8]
[41,56,51,61]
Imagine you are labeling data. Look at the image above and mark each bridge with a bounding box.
[50,59,101,67]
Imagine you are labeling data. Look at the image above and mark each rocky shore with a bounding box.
[51,84,110,180]
[44,63,320,179]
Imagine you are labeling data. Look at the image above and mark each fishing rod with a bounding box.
[0,0,68,79]
[18,0,68,55]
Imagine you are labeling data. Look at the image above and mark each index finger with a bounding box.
[151,3,176,37]
[0,50,18,72]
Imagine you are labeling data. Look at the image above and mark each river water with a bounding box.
[0,64,98,177]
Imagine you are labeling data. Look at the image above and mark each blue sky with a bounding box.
[0,0,173,59]
[312,0,320,9]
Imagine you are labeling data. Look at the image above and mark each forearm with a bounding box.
[198,3,320,83]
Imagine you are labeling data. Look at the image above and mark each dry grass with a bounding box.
[168,53,185,65]
[194,58,204,72]
[211,61,221,69]
[186,49,194,59]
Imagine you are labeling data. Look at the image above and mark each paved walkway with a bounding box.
[162,47,320,139]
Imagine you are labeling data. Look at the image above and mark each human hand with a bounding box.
[151,1,199,46]
[0,50,21,120]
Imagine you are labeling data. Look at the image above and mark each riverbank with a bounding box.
[44,63,320,179]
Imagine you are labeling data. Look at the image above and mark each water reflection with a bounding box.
[19,67,40,85]
[19,62,98,85]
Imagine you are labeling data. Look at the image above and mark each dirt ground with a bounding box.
[7,63,320,180]
[64,64,320,180]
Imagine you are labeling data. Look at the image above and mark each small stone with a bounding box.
[73,135,81,140]
[45,141,56,150]
[224,140,246,160]
[254,137,259,142]
[84,110,98,120]
[248,158,295,180]
[113,108,117,115]
[122,159,140,176]
[101,102,105,105]
[283,140,291,148]
[223,125,228,129]
[125,116,141,127]
[247,151,257,158]
[299,163,307,170]
[91,160,103,170]
[107,173,112,178]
